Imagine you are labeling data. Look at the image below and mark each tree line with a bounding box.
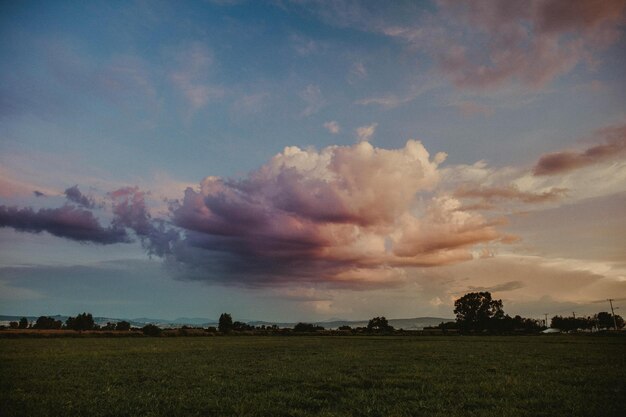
[5,294,624,336]
[8,313,131,332]
[440,291,624,333]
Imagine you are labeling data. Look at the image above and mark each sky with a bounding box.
[1,0,625,322]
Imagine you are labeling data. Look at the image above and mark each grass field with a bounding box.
[1,335,624,417]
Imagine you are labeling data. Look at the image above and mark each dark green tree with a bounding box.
[65,312,95,331]
[293,322,324,332]
[367,316,393,332]
[595,312,624,330]
[115,321,131,331]
[33,316,62,330]
[102,322,116,331]
[233,321,253,331]
[18,317,28,329]
[141,324,161,336]
[218,313,233,333]
[454,292,504,332]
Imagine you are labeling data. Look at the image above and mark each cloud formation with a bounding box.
[110,187,179,256]
[167,140,501,286]
[306,0,626,91]
[533,123,626,175]
[170,43,223,112]
[355,123,378,142]
[64,185,95,208]
[299,84,325,117]
[454,185,568,204]
[323,121,340,134]
[0,205,129,244]
[430,0,626,89]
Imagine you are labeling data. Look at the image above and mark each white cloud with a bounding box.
[355,123,378,142]
[169,43,224,113]
[323,121,340,134]
[299,84,325,117]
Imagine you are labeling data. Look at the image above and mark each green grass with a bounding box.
[1,336,624,417]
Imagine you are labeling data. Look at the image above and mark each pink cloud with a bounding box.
[168,140,502,287]
[110,186,179,256]
[454,101,495,118]
[64,185,95,208]
[388,0,626,90]
[0,204,129,244]
[533,123,626,175]
[454,184,568,203]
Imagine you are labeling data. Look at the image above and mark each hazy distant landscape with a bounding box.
[0,315,452,330]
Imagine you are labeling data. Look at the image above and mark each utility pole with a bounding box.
[544,313,548,328]
[608,299,618,330]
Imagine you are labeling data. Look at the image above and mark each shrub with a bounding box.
[142,324,162,337]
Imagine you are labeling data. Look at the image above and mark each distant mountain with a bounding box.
[1,314,453,330]
[311,317,453,330]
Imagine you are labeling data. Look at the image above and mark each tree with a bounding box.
[293,322,324,332]
[218,313,233,334]
[454,292,504,332]
[9,321,18,329]
[551,315,594,332]
[115,321,131,331]
[33,316,62,330]
[595,312,624,330]
[102,322,116,331]
[18,317,28,329]
[65,312,95,331]
[367,316,393,332]
[141,324,161,336]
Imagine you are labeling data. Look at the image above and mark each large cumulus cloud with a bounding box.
[166,140,502,286]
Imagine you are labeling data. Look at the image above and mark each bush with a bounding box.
[142,324,162,337]
[116,321,131,331]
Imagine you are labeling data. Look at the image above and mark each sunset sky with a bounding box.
[1,1,625,322]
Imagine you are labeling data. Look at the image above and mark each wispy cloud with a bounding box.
[454,185,568,204]
[453,101,495,118]
[347,61,367,83]
[302,0,626,91]
[323,121,340,134]
[170,43,224,114]
[64,185,95,208]
[533,122,626,176]
[0,205,130,245]
[355,123,377,142]
[299,84,325,117]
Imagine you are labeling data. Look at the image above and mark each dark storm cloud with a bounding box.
[110,186,179,256]
[0,205,130,244]
[64,185,95,208]
[533,123,626,176]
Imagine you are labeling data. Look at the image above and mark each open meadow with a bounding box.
[1,335,624,417]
